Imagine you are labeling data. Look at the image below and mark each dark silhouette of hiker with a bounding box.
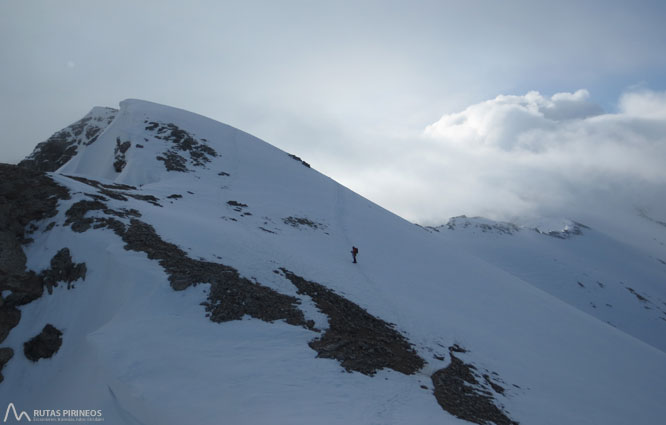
[351,246,358,263]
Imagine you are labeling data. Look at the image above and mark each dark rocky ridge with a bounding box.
[24,324,63,362]
[0,164,80,381]
[0,164,71,315]
[19,108,117,172]
[431,347,517,425]
[279,268,424,376]
[120,219,308,326]
[287,153,310,168]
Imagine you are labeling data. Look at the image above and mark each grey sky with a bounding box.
[2,0,666,223]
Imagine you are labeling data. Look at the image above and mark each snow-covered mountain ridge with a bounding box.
[1,99,665,425]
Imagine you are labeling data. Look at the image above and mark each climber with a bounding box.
[351,246,359,263]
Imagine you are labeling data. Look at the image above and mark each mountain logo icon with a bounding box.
[3,403,31,422]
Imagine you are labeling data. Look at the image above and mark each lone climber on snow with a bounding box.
[351,246,359,263]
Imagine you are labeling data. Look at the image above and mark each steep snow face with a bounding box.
[3,99,666,425]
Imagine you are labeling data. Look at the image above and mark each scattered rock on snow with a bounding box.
[40,248,87,293]
[626,287,649,303]
[23,324,63,362]
[144,121,217,172]
[282,216,325,230]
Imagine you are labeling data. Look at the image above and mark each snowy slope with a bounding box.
[432,215,666,353]
[2,99,666,425]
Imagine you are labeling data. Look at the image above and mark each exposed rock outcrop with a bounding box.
[24,324,63,362]
[0,164,71,338]
[113,138,132,172]
[279,268,424,376]
[144,121,217,172]
[40,248,87,293]
[63,194,308,328]
[120,219,307,327]
[431,346,517,425]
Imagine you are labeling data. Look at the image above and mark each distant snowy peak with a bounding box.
[436,216,520,235]
[19,107,117,172]
[433,215,587,239]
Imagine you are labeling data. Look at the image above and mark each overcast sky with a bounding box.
[2,0,666,225]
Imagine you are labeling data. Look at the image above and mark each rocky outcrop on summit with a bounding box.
[145,121,218,172]
[19,107,117,172]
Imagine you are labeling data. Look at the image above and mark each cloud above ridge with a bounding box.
[346,89,666,227]
[424,89,605,152]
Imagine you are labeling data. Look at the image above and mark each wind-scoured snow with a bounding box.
[2,99,666,425]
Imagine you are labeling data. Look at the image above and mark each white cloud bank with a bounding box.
[348,89,666,228]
